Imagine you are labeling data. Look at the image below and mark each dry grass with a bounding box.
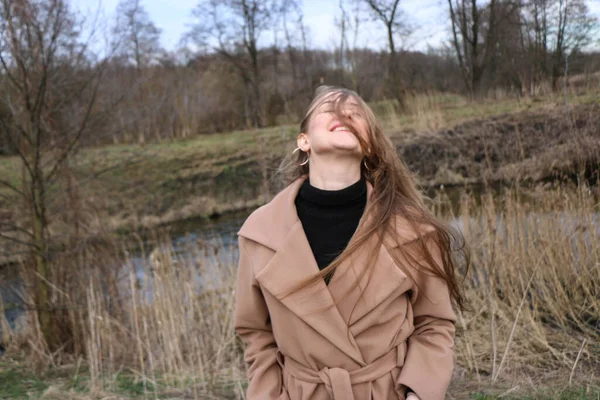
[385,84,599,135]
[0,89,597,258]
[1,182,599,399]
[439,185,600,383]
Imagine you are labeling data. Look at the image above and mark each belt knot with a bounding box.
[278,342,406,400]
[317,367,352,399]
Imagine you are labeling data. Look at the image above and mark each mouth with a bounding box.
[330,122,350,132]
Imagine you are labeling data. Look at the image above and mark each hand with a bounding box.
[406,393,421,400]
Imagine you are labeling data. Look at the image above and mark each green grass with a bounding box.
[469,387,600,400]
[114,374,154,396]
[1,359,598,400]
[450,377,600,400]
[0,366,49,398]
[0,124,288,242]
[0,358,163,399]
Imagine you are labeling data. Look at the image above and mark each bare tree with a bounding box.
[0,0,109,351]
[109,0,168,144]
[281,0,301,92]
[347,0,365,92]
[113,0,162,70]
[364,0,412,107]
[281,0,312,100]
[185,0,277,128]
[517,0,596,93]
[337,0,349,76]
[447,0,499,97]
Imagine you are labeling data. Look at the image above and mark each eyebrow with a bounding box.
[319,100,360,109]
[317,106,334,113]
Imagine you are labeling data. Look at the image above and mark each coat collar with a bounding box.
[237,175,434,366]
[237,175,307,253]
[238,175,432,252]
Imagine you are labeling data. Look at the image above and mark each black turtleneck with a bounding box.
[294,176,367,284]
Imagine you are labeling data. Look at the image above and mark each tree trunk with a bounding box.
[387,25,405,109]
[32,169,56,350]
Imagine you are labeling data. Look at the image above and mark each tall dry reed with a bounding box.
[439,184,600,386]
[1,184,598,397]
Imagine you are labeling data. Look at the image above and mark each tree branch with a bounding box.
[0,231,39,250]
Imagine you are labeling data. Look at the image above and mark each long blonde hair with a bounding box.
[279,85,469,312]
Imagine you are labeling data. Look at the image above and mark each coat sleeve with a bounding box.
[234,237,284,400]
[397,233,457,400]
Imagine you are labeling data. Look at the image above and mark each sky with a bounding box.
[73,0,600,53]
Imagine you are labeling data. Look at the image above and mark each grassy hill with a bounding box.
[0,91,598,259]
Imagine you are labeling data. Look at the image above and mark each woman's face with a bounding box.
[298,94,369,158]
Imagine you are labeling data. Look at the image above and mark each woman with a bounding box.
[234,86,468,400]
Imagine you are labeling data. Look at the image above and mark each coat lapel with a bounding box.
[326,235,413,327]
[255,220,366,365]
[238,175,365,365]
[237,175,435,365]
[331,210,435,325]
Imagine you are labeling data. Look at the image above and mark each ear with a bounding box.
[297,132,310,152]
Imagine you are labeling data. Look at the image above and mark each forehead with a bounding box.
[315,93,360,110]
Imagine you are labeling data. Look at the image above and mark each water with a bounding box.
[1,185,598,337]
[0,192,464,337]
[115,211,248,303]
[0,210,250,337]
[0,268,24,335]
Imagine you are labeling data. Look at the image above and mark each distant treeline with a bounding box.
[98,48,600,142]
[1,0,600,153]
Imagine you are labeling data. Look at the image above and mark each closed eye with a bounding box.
[318,109,334,114]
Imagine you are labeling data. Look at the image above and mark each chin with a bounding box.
[330,140,360,151]
[335,143,362,153]
[315,140,361,156]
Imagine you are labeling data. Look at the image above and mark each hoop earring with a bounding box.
[363,158,371,171]
[293,147,310,166]
[300,152,310,166]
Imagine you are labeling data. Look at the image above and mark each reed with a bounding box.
[2,182,598,398]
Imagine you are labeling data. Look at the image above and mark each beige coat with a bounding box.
[234,176,456,400]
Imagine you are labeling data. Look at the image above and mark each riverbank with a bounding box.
[0,92,598,266]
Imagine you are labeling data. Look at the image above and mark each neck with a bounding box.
[308,155,362,190]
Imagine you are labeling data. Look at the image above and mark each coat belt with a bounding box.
[277,343,406,400]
